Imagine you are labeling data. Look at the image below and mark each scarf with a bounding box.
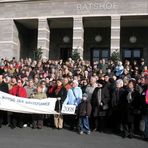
[127,90,132,103]
[97,88,102,106]
[55,85,62,95]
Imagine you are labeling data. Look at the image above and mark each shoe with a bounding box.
[128,134,133,139]
[143,135,148,141]
[79,131,83,135]
[32,125,37,129]
[58,128,62,130]
[10,124,16,129]
[23,124,27,128]
[93,128,97,132]
[87,131,90,135]
[122,133,128,138]
[38,125,43,129]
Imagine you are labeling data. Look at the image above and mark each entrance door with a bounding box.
[60,48,72,61]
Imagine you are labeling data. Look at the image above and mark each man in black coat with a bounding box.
[0,75,9,127]
[91,80,110,132]
[111,79,125,133]
[120,80,141,138]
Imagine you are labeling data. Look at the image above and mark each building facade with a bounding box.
[0,0,148,64]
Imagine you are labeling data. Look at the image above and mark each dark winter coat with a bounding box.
[0,81,9,93]
[91,86,110,117]
[120,88,141,123]
[53,86,67,112]
[111,87,125,108]
[78,100,92,117]
[141,85,148,115]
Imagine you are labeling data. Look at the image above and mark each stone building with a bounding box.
[0,0,148,64]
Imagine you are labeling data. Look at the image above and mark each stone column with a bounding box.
[110,16,121,55]
[0,19,19,60]
[37,18,50,59]
[73,17,84,58]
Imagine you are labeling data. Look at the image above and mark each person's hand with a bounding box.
[57,97,61,101]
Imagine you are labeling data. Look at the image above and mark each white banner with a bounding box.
[61,104,76,115]
[0,91,58,114]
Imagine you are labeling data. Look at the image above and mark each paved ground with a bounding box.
[0,126,147,148]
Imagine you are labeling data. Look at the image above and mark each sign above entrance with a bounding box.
[77,1,118,11]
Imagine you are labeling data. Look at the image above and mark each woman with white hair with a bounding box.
[63,79,82,130]
[111,79,125,133]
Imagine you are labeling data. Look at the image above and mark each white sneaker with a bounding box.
[23,124,27,128]
[79,131,83,135]
[87,131,90,135]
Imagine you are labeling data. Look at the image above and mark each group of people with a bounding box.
[0,57,147,141]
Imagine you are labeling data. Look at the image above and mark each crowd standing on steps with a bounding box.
[0,57,147,141]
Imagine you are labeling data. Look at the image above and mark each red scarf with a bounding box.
[55,85,62,95]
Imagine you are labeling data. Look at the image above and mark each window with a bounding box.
[93,50,99,62]
[102,50,109,60]
[133,50,140,58]
[124,50,131,58]
[91,48,109,62]
[122,48,142,60]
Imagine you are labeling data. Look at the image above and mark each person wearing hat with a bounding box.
[91,79,110,132]
[77,93,92,135]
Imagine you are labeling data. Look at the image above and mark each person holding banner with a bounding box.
[53,79,67,129]
[0,75,9,127]
[9,79,27,128]
[63,80,82,130]
[32,84,47,129]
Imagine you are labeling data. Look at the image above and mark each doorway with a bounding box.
[60,48,72,61]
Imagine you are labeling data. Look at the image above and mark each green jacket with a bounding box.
[33,92,47,100]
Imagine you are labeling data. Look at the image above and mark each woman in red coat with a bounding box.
[9,79,27,97]
[9,79,27,128]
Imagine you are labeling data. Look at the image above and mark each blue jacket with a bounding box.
[63,87,82,106]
